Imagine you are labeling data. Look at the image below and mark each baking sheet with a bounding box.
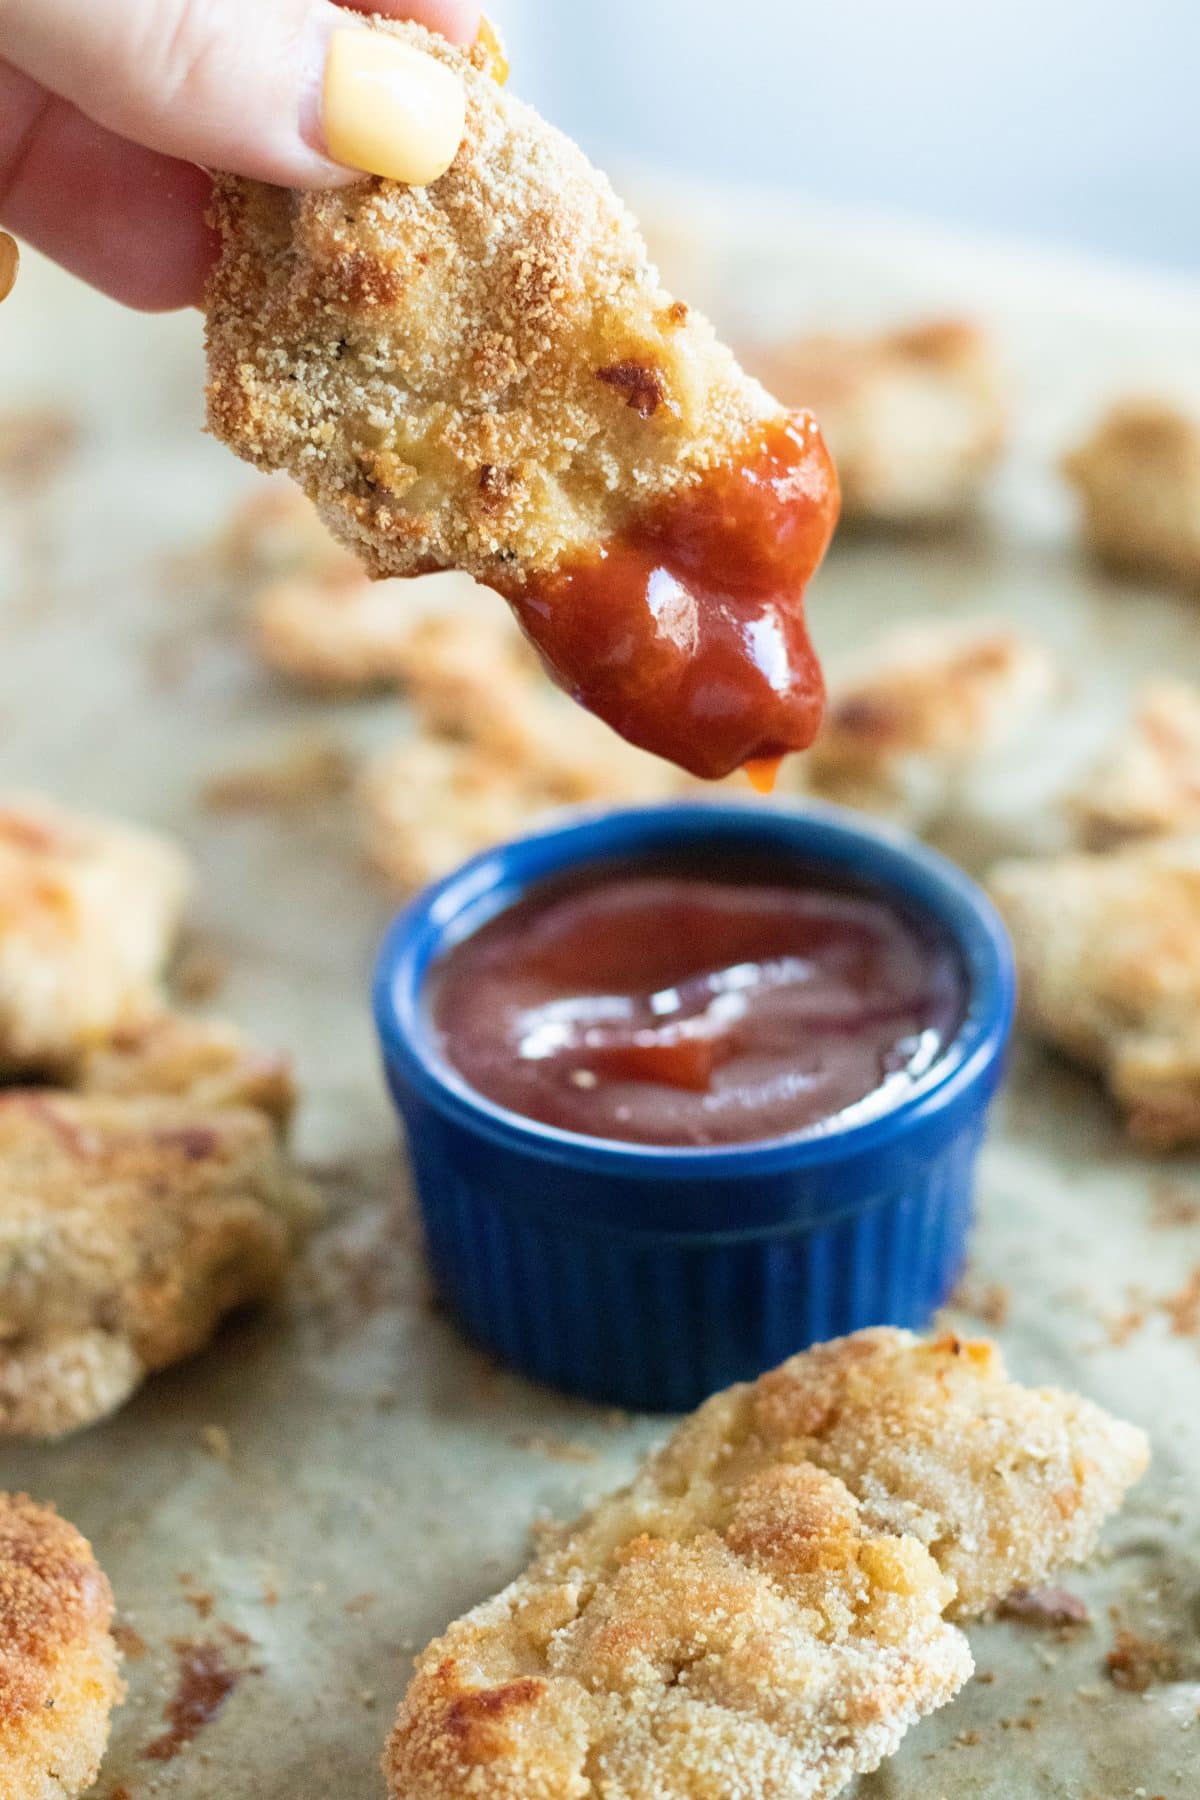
[2,191,1200,1799]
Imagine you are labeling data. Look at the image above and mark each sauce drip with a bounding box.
[500,413,839,780]
[431,856,967,1148]
[143,1640,243,1762]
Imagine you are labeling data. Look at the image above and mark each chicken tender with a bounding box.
[0,1092,316,1437]
[989,836,1200,1147]
[228,480,536,696]
[0,795,189,1075]
[1070,679,1200,847]
[0,1492,122,1799]
[1063,399,1200,589]
[75,1011,296,1133]
[747,320,1005,525]
[357,596,700,888]
[385,1328,1145,1800]
[225,479,353,585]
[362,713,688,893]
[807,620,1056,825]
[205,22,838,777]
[256,567,487,691]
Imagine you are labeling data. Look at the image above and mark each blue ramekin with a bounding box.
[373,802,1014,1412]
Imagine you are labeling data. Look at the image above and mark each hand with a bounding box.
[0,0,481,311]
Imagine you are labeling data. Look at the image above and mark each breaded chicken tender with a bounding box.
[361,712,688,892]
[1063,399,1200,589]
[728,1328,1146,1616]
[746,320,1006,525]
[0,1092,316,1437]
[1070,679,1200,848]
[806,620,1056,825]
[0,795,189,1075]
[225,479,353,585]
[75,1012,296,1132]
[385,1329,1145,1800]
[357,598,702,888]
[256,566,490,691]
[989,836,1200,1147]
[0,1493,122,1799]
[205,22,838,777]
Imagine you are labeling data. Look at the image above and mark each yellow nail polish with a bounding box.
[323,29,466,187]
[0,234,18,305]
[475,16,510,86]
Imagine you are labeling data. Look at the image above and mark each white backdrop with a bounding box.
[499,0,1198,273]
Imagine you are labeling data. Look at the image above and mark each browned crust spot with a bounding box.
[595,359,669,418]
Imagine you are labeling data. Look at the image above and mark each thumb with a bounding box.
[0,0,482,188]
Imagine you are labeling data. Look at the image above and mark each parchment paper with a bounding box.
[1,187,1198,1799]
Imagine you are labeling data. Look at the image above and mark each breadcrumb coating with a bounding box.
[0,794,189,1076]
[806,620,1056,825]
[1070,679,1200,847]
[0,1092,317,1437]
[1063,399,1200,589]
[206,23,777,587]
[0,1493,122,1799]
[356,600,700,888]
[989,836,1200,1147]
[385,1329,1145,1800]
[361,711,689,892]
[75,1011,296,1133]
[746,320,1005,525]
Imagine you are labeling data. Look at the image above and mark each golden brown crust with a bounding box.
[1070,679,1200,847]
[0,1092,317,1437]
[989,836,1200,1147]
[806,620,1056,824]
[385,1329,1146,1800]
[75,1011,296,1132]
[205,22,776,586]
[0,794,189,1076]
[0,1493,122,1798]
[361,721,690,893]
[745,319,1005,524]
[353,602,699,890]
[1063,399,1200,589]
[388,1465,969,1800]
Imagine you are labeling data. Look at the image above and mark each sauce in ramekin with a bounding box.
[429,854,966,1147]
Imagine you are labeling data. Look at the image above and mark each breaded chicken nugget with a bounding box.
[989,836,1200,1147]
[724,1328,1146,1617]
[1063,399,1200,589]
[0,1493,122,1799]
[0,1092,316,1437]
[225,479,352,585]
[0,796,189,1076]
[357,598,700,888]
[75,1012,296,1133]
[747,320,1005,525]
[1070,679,1200,847]
[206,23,838,777]
[385,1329,1145,1800]
[361,714,688,893]
[806,620,1056,825]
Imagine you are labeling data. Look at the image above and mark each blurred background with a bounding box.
[502,0,1199,272]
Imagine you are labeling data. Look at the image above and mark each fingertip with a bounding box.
[2,104,219,311]
[368,1,484,49]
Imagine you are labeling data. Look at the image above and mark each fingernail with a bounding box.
[475,16,510,85]
[323,29,466,187]
[0,234,18,305]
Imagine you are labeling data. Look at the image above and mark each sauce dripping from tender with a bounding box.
[430,857,967,1148]
[497,413,840,780]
